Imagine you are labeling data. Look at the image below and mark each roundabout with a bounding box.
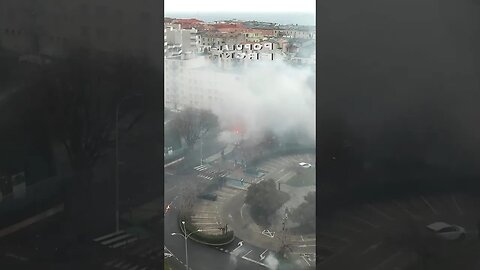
[216,152,317,269]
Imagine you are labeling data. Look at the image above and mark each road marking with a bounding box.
[241,250,269,267]
[297,244,316,248]
[231,241,244,254]
[259,249,268,260]
[366,204,394,221]
[93,230,125,242]
[165,157,184,168]
[372,251,402,270]
[452,195,464,215]
[0,204,64,239]
[4,253,28,261]
[191,216,217,219]
[166,185,177,193]
[393,201,418,219]
[301,237,316,242]
[342,213,379,228]
[421,196,438,215]
[301,235,305,242]
[262,229,275,238]
[241,204,247,221]
[360,241,382,256]
[301,255,311,266]
[276,171,295,183]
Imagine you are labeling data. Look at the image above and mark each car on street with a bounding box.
[298,162,312,168]
[426,222,466,240]
[198,192,217,201]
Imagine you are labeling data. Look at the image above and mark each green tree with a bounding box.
[291,191,315,233]
[245,179,290,226]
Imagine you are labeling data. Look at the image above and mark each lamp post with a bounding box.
[115,93,143,232]
[171,222,219,270]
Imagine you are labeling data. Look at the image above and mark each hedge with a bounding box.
[178,213,234,245]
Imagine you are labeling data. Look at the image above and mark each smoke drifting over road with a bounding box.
[264,253,280,269]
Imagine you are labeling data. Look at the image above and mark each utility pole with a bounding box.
[280,209,290,259]
[200,135,203,166]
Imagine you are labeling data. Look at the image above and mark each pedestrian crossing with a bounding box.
[198,174,214,180]
[93,230,138,249]
[103,242,165,270]
[197,171,229,181]
[194,165,210,171]
[104,258,149,270]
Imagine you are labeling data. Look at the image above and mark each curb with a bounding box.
[189,233,236,246]
[179,220,235,246]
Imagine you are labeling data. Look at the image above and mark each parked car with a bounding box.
[298,162,312,168]
[198,193,217,201]
[426,222,466,240]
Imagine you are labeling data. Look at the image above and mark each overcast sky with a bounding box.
[165,0,315,13]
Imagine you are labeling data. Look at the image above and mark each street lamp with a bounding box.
[115,93,143,232]
[171,221,219,270]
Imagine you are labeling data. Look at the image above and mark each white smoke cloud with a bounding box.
[265,253,280,269]
[211,60,315,144]
[168,56,315,145]
[229,253,238,267]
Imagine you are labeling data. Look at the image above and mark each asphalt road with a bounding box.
[164,166,276,270]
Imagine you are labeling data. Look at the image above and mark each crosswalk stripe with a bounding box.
[110,237,138,248]
[101,233,132,245]
[94,230,125,242]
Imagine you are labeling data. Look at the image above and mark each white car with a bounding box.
[298,162,312,168]
[426,222,466,241]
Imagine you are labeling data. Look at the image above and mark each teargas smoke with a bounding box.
[182,58,316,145]
[264,253,280,269]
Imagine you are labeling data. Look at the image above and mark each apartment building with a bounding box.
[274,26,316,39]
[164,55,246,111]
[199,31,246,52]
[0,0,162,65]
[164,23,200,57]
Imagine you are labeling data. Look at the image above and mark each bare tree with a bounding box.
[171,107,218,148]
[21,49,160,238]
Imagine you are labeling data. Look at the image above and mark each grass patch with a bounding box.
[285,167,316,187]
[164,261,173,270]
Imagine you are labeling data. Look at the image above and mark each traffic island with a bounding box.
[177,213,235,246]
